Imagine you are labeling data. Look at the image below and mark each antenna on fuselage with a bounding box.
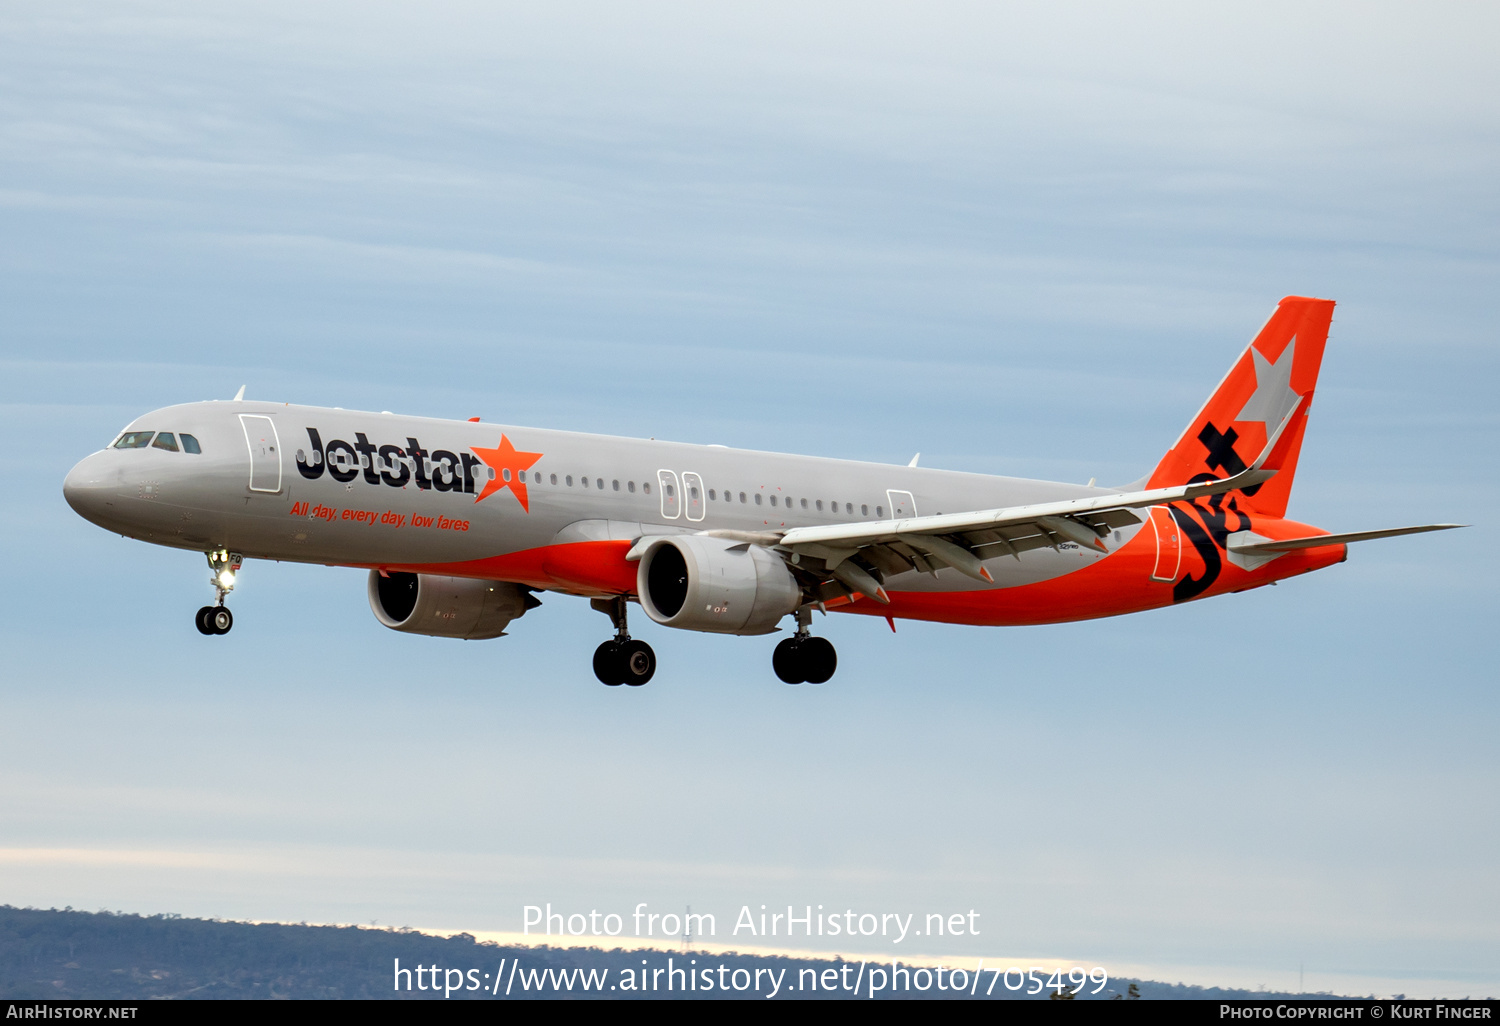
[232,385,246,401]
[908,453,920,467]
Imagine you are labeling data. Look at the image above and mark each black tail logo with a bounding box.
[1170,475,1252,603]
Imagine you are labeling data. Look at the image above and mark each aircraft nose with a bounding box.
[63,452,118,524]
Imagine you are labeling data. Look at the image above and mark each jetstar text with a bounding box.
[295,428,484,495]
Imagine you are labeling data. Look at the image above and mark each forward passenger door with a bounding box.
[239,415,283,494]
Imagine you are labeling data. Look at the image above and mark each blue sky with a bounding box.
[1,1,1496,997]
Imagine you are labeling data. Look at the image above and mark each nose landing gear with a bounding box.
[590,596,656,686]
[774,608,837,684]
[195,605,233,635]
[195,549,242,636]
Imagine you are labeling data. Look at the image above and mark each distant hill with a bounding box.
[0,905,1324,1000]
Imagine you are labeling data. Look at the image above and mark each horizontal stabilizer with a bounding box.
[1227,523,1466,556]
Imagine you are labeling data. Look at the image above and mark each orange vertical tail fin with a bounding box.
[1148,296,1334,518]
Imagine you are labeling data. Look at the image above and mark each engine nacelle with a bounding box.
[636,535,801,635]
[367,571,537,640]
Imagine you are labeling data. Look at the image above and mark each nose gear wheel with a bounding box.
[196,605,233,635]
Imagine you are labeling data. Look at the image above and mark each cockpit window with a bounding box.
[113,431,155,449]
[151,432,180,452]
[180,433,202,454]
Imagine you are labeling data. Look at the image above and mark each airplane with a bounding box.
[62,296,1461,687]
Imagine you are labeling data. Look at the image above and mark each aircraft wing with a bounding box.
[780,462,1276,553]
[771,407,1307,604]
[772,463,1272,602]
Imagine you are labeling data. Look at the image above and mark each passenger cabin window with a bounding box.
[816,500,824,511]
[769,495,777,507]
[114,431,154,449]
[754,493,762,505]
[628,481,636,493]
[566,476,573,486]
[180,434,201,454]
[862,504,869,516]
[151,432,179,452]
[550,474,558,485]
[708,489,716,500]
[876,505,884,517]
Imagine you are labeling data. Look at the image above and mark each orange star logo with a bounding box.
[470,435,543,510]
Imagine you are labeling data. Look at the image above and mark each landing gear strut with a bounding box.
[773,607,837,684]
[195,549,241,636]
[590,596,656,687]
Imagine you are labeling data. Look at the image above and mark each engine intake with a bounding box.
[636,535,801,635]
[367,571,538,640]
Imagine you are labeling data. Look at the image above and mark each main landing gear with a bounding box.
[773,608,837,685]
[195,549,241,636]
[590,597,656,686]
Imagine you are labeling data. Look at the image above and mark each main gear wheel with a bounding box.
[773,635,836,684]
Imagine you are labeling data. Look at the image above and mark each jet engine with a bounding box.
[367,571,539,640]
[636,535,801,635]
